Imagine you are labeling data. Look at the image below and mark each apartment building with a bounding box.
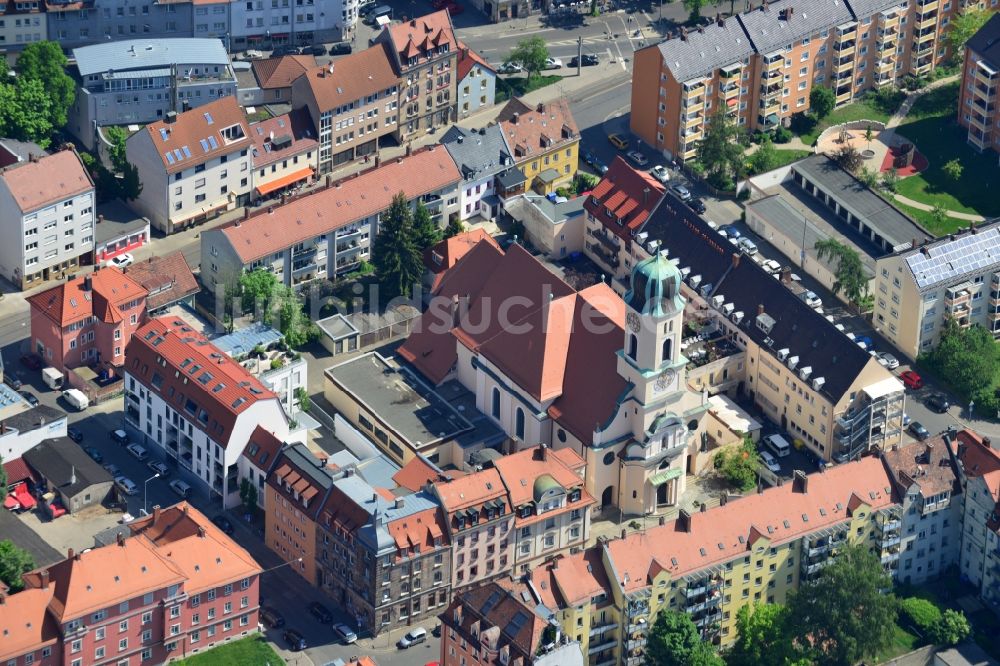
[493,445,594,574]
[0,144,95,290]
[68,38,236,150]
[954,429,1000,599]
[200,145,460,291]
[290,44,400,172]
[212,323,307,417]
[248,109,319,202]
[6,502,261,666]
[123,317,291,508]
[126,96,253,233]
[121,251,200,314]
[440,124,514,222]
[631,0,952,161]
[245,54,315,106]
[191,0,230,44]
[0,0,44,49]
[958,13,1000,157]
[496,97,580,194]
[45,0,193,51]
[27,267,147,372]
[456,42,496,117]
[229,0,354,51]
[379,11,459,140]
[873,219,1000,360]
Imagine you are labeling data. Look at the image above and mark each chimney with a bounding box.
[512,112,519,124]
[680,27,687,41]
[183,505,189,515]
[732,252,741,268]
[67,548,75,560]
[780,266,792,284]
[536,102,545,113]
[920,246,929,256]
[375,154,381,168]
[925,442,935,459]
[97,214,104,225]
[116,532,125,547]
[83,275,92,291]
[243,207,250,220]
[325,175,332,188]
[677,508,692,532]
[643,187,650,205]
[394,497,405,509]
[152,505,161,522]
[658,515,666,526]
[720,493,728,506]
[757,303,765,316]
[165,111,177,124]
[39,569,49,589]
[198,526,207,538]
[699,503,707,512]
[985,436,994,450]
[405,143,413,157]
[29,153,39,163]
[620,529,627,539]
[792,470,808,494]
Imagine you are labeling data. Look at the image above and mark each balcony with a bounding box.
[974,66,998,89]
[588,639,617,655]
[589,622,618,637]
[835,57,855,74]
[835,41,857,58]
[914,29,936,45]
[876,58,895,73]
[807,542,831,557]
[969,113,992,132]
[879,12,900,28]
[763,55,784,73]
[683,112,705,128]
[945,289,971,309]
[720,83,740,100]
[879,519,901,532]
[683,97,705,114]
[588,242,619,269]
[882,535,902,549]
[693,608,722,628]
[589,228,620,252]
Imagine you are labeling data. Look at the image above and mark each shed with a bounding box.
[22,438,115,514]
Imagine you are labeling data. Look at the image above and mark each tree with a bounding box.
[814,238,869,306]
[942,158,963,181]
[0,540,35,593]
[713,437,760,491]
[15,41,76,129]
[0,79,55,147]
[809,87,836,119]
[930,204,949,229]
[239,268,280,316]
[505,37,549,80]
[105,126,129,172]
[444,215,465,239]
[372,192,423,302]
[412,201,441,250]
[645,610,724,666]
[919,319,1000,402]
[239,477,258,512]
[834,145,862,173]
[864,125,874,151]
[697,109,746,191]
[900,596,942,636]
[728,603,805,666]
[273,285,316,349]
[295,386,311,412]
[932,609,971,645]
[858,166,879,189]
[120,161,143,201]
[683,0,707,22]
[748,138,779,175]
[0,454,6,502]
[881,167,900,192]
[948,9,991,63]
[785,545,898,666]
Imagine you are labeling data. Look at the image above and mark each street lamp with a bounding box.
[143,473,159,515]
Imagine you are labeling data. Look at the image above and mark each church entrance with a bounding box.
[601,486,613,508]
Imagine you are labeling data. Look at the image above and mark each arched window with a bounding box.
[515,407,525,440]
[491,387,500,419]
[662,337,672,363]
[627,333,638,361]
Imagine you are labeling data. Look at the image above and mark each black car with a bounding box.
[20,354,43,371]
[3,373,22,390]
[308,601,333,624]
[688,197,707,214]
[19,391,38,406]
[271,45,301,56]
[260,606,285,628]
[212,515,235,535]
[67,427,84,443]
[328,42,352,55]
[926,394,950,414]
[568,54,599,67]
[908,421,930,441]
[84,446,103,463]
[301,44,326,56]
[283,629,307,651]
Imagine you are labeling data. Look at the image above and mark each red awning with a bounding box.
[246,35,264,41]
[727,97,738,107]
[255,167,313,196]
[271,33,289,39]
[3,458,35,486]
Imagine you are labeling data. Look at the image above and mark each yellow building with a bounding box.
[496,97,580,195]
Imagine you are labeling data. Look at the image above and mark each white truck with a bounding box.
[62,388,89,411]
[42,367,63,390]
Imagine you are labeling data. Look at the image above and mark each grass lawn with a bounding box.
[496,74,562,102]
[798,99,892,145]
[173,636,284,666]
[873,623,923,663]
[893,200,969,236]
[772,148,812,167]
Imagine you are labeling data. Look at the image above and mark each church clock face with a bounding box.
[626,312,641,334]
[654,368,676,393]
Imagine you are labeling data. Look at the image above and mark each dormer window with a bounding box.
[569,488,582,502]
[408,56,418,66]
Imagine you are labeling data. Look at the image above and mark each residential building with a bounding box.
[582,156,666,276]
[631,0,954,161]
[504,193,587,259]
[45,0,193,51]
[872,219,1000,361]
[317,472,453,636]
[423,228,500,292]
[379,11,459,140]
[954,429,1000,603]
[248,109,319,202]
[456,42,496,117]
[68,38,236,150]
[881,436,962,585]
[496,97,580,194]
[126,96,253,234]
[191,0,230,45]
[213,322,307,417]
[93,200,151,266]
[27,267,147,372]
[239,424,285,508]
[200,144,460,291]
[440,124,513,222]
[0,584,60,666]
[122,252,200,314]
[123,317,291,508]
[229,0,355,52]
[23,437,115,514]
[493,445,594,573]
[0,0,44,49]
[0,143,95,290]
[958,13,1000,158]
[440,579,585,666]
[0,405,69,465]
[399,239,710,517]
[243,55,315,106]
[11,501,262,666]
[464,0,538,23]
[290,43,400,172]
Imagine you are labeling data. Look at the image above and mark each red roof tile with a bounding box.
[387,507,450,557]
[251,54,315,89]
[122,252,199,311]
[0,586,60,662]
[882,436,960,499]
[497,98,579,161]
[248,108,318,168]
[392,455,465,492]
[386,11,457,70]
[242,425,285,473]
[456,41,494,81]
[584,156,666,241]
[424,228,500,291]
[141,96,252,174]
[295,43,399,113]
[2,457,36,486]
[433,468,506,513]
[27,267,147,327]
[0,148,93,214]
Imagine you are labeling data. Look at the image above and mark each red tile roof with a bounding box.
[445,579,546,661]
[392,454,465,492]
[493,445,587,508]
[216,145,461,264]
[242,425,285,473]
[122,252,199,311]
[295,43,399,113]
[2,456,37,486]
[248,109,318,168]
[882,437,960,499]
[387,507,450,557]
[125,317,277,446]
[584,157,666,241]
[386,10,457,70]
[251,54,315,89]
[0,148,93,214]
[535,548,612,609]
[424,228,500,292]
[268,445,330,520]
[140,96,252,174]
[497,98,579,162]
[0,586,60,662]
[433,468,506,513]
[456,41,494,81]
[27,267,147,327]
[605,458,895,592]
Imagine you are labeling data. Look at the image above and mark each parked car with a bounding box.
[105,252,134,269]
[877,352,900,370]
[719,225,740,240]
[3,373,22,390]
[908,421,930,441]
[738,238,758,256]
[926,394,950,413]
[84,446,103,463]
[212,515,235,535]
[542,57,563,69]
[586,154,608,174]
[103,463,121,477]
[300,44,327,56]
[20,354,43,371]
[67,427,83,443]
[688,197,706,214]
[900,370,923,390]
[147,460,170,477]
[110,428,129,445]
[497,62,522,74]
[283,629,307,651]
[650,165,670,183]
[626,150,648,166]
[242,49,265,60]
[608,133,629,150]
[761,259,782,274]
[260,607,285,628]
[308,602,334,624]
[328,42,352,56]
[115,476,138,496]
[19,391,38,406]
[334,623,358,644]
[669,183,692,201]
[397,627,428,649]
[568,53,599,67]
[126,443,148,462]
[271,45,301,56]
[799,290,822,308]
[169,479,192,499]
[759,450,780,474]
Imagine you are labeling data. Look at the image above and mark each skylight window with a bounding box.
[200,139,209,152]
[173,149,183,161]
[182,146,192,159]
[208,136,219,150]
[165,152,175,164]
[159,128,169,141]
[204,111,214,125]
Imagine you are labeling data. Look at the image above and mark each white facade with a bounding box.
[229,0,355,51]
[510,488,590,573]
[896,486,962,585]
[457,175,496,222]
[0,412,68,463]
[254,356,307,417]
[457,65,495,118]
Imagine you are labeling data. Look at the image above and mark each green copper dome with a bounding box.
[625,252,683,317]
[533,474,561,503]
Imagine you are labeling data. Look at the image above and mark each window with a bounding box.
[627,333,637,360]
[515,408,525,439]
[491,387,500,419]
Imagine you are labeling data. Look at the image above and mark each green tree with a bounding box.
[930,204,949,229]
[505,36,549,80]
[809,87,836,119]
[372,192,423,302]
[15,41,76,129]
[864,125,874,151]
[834,145,862,173]
[881,167,900,192]
[120,161,143,201]
[920,320,1000,401]
[900,596,942,636]
[295,386,311,412]
[0,454,6,502]
[0,79,55,147]
[728,603,805,666]
[683,0,707,22]
[0,540,35,593]
[239,268,280,315]
[713,437,760,492]
[105,126,129,172]
[444,215,465,239]
[748,138,779,176]
[239,477,258,512]
[785,545,898,666]
[697,109,746,191]
[814,238,870,306]
[858,166,879,189]
[942,158,963,181]
[932,609,971,645]
[412,201,441,250]
[273,285,316,349]
[948,9,991,63]
[645,610,724,666]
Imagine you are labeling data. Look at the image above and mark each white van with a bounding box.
[764,434,792,458]
[397,627,427,649]
[42,367,63,390]
[62,388,89,411]
[169,479,192,499]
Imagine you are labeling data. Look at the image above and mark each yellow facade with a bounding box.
[518,139,580,195]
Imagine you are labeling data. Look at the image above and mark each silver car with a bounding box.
[115,475,138,496]
[877,352,900,370]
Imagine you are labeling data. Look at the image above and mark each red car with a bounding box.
[20,353,43,371]
[900,370,923,390]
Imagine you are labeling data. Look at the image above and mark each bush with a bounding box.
[737,189,751,202]
[773,126,793,144]
[789,112,818,136]
[900,597,942,636]
[706,170,734,192]
[932,609,971,645]
[871,86,907,115]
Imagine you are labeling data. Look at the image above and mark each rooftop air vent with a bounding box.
[799,366,812,380]
[787,355,799,370]
[777,348,790,361]
[722,303,735,315]
[731,311,744,324]
[812,377,826,391]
